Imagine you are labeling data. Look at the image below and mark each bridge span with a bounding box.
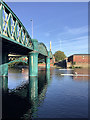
[0,0,53,76]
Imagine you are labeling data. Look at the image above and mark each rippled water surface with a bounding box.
[2,67,88,119]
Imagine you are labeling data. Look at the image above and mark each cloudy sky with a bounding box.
[7,2,88,57]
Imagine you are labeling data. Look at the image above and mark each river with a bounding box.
[1,67,88,119]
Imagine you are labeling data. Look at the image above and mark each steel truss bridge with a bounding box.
[0,0,53,76]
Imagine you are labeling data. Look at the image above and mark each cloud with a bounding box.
[52,34,88,56]
[60,35,88,44]
[62,35,88,56]
[65,25,88,35]
[61,36,88,48]
[58,25,88,39]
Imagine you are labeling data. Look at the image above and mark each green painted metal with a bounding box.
[46,51,50,70]
[7,13,11,37]
[0,63,8,76]
[0,1,53,57]
[0,2,3,34]
[0,1,33,49]
[0,50,8,76]
[38,42,48,56]
[8,56,48,65]
[32,39,38,51]
[8,59,28,65]
[28,51,38,76]
[0,1,53,76]
[28,76,38,101]
[46,57,50,70]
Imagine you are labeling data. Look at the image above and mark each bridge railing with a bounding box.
[38,42,53,58]
[8,56,28,64]
[38,42,48,56]
[0,1,33,49]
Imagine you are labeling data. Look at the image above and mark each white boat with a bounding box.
[61,74,90,76]
[59,69,74,70]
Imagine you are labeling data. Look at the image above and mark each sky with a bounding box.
[7,2,88,57]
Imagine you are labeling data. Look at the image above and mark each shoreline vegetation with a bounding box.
[8,62,55,68]
[54,65,82,69]
[8,61,83,69]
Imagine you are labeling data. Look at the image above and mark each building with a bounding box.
[67,54,90,68]
[50,56,55,64]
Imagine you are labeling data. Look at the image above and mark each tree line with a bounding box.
[54,51,66,62]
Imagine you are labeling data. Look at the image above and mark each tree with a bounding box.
[54,51,66,62]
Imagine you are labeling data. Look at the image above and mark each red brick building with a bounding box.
[50,56,55,64]
[67,54,89,68]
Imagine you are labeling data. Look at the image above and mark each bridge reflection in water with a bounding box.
[1,68,52,120]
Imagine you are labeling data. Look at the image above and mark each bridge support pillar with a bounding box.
[46,51,50,70]
[0,64,8,76]
[46,57,50,70]
[28,51,38,76]
[0,50,8,76]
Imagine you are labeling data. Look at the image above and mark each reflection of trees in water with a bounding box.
[2,89,31,119]
[2,69,52,119]
[2,76,31,119]
[8,67,28,74]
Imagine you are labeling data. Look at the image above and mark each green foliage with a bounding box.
[73,62,76,65]
[54,51,66,62]
[8,62,28,67]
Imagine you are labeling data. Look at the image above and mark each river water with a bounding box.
[1,67,88,119]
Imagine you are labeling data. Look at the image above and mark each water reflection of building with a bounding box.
[73,68,88,81]
[73,76,88,81]
[74,68,88,74]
